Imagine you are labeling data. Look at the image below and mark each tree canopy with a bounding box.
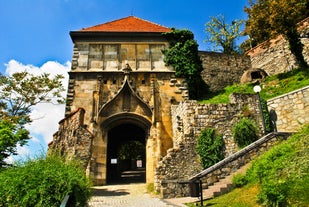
[204,14,244,54]
[244,0,309,68]
[0,71,65,167]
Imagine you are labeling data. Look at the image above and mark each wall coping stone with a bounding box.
[267,85,309,102]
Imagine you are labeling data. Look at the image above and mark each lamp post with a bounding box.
[253,85,266,135]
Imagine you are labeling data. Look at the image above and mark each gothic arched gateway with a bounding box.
[49,16,188,185]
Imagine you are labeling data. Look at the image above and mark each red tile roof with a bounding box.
[80,16,171,33]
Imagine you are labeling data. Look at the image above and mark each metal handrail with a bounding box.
[189,132,291,182]
[60,194,70,207]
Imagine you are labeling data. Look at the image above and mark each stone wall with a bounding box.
[267,85,309,132]
[49,108,93,169]
[158,132,290,198]
[155,93,263,198]
[247,17,309,75]
[199,52,251,91]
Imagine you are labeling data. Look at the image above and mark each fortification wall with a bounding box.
[49,108,93,169]
[247,17,309,75]
[155,93,262,198]
[199,52,251,91]
[267,86,309,132]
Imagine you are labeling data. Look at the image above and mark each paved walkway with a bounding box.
[88,183,183,207]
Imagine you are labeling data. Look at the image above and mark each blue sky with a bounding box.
[0,0,248,159]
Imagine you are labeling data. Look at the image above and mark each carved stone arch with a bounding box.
[101,112,152,132]
[98,76,153,120]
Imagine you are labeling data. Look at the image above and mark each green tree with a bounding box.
[205,14,244,54]
[196,128,225,169]
[244,0,309,68]
[163,29,208,99]
[0,71,65,167]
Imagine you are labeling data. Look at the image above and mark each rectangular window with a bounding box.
[120,44,136,69]
[77,44,89,68]
[137,44,150,70]
[88,44,103,70]
[103,45,119,70]
[150,44,165,69]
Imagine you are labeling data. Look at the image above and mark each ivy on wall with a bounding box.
[162,29,208,99]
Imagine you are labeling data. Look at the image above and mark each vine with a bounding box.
[162,29,208,99]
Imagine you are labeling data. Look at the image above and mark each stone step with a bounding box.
[201,163,250,199]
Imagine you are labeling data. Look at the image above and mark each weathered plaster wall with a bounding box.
[199,52,251,91]
[267,86,309,132]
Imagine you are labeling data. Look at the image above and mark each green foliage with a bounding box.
[232,173,248,188]
[163,29,208,99]
[0,71,65,167]
[232,118,258,148]
[204,14,244,54]
[199,67,309,104]
[0,120,29,168]
[244,0,309,67]
[0,154,92,207]
[118,141,145,160]
[245,124,309,206]
[196,128,225,169]
[189,125,309,206]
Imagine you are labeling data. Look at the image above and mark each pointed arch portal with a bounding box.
[102,113,151,184]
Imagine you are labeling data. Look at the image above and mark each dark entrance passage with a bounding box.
[106,123,146,184]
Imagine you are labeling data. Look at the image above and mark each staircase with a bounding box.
[188,132,292,201]
[202,164,250,199]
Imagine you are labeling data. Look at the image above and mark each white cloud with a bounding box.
[4,60,70,147]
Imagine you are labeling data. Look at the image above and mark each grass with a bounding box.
[199,68,309,104]
[186,124,309,206]
[186,184,260,207]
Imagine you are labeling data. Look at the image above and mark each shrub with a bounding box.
[232,118,258,148]
[245,124,309,206]
[196,128,225,169]
[0,154,92,207]
[232,173,248,188]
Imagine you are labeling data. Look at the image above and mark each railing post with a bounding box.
[199,179,203,206]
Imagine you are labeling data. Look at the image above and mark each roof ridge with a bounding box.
[129,16,170,30]
[79,16,171,33]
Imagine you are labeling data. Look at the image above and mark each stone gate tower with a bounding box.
[49,16,188,185]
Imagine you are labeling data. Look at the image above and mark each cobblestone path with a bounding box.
[88,183,178,207]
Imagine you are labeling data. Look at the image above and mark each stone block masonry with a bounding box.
[49,108,93,170]
[267,85,309,132]
[155,93,263,198]
[247,17,309,75]
[199,52,251,92]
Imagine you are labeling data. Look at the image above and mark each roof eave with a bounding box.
[70,31,169,43]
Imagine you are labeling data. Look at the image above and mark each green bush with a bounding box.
[232,118,258,148]
[0,154,92,207]
[232,173,248,188]
[245,124,309,206]
[196,128,225,169]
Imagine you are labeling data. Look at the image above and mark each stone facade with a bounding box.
[49,108,93,169]
[49,17,188,185]
[267,86,309,132]
[154,93,264,198]
[199,51,251,91]
[247,17,309,75]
